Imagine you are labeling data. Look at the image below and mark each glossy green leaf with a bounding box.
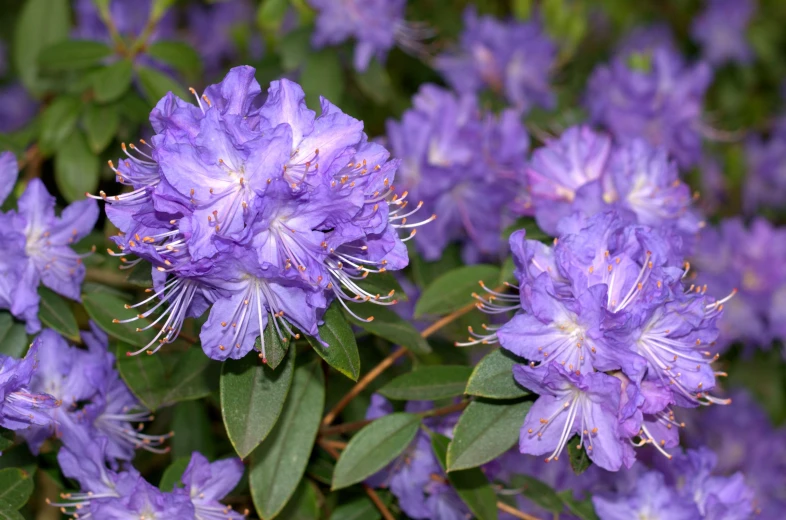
[137,66,189,105]
[13,0,70,92]
[277,478,321,520]
[256,319,291,371]
[331,413,420,490]
[465,349,529,400]
[38,40,112,70]
[558,490,599,520]
[146,41,202,79]
[0,430,14,453]
[221,348,295,458]
[37,287,79,342]
[54,130,100,203]
[39,96,81,156]
[92,59,134,103]
[0,505,23,520]
[159,457,190,492]
[0,314,28,359]
[83,291,157,348]
[431,433,498,520]
[83,103,120,153]
[514,475,564,513]
[171,400,215,461]
[379,366,471,401]
[568,436,592,475]
[414,265,500,318]
[0,468,33,510]
[447,400,531,471]
[356,271,407,302]
[307,303,360,381]
[329,496,380,520]
[250,361,325,519]
[344,306,431,354]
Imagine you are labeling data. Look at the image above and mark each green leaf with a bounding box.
[0,430,14,453]
[300,50,343,107]
[558,490,599,520]
[159,457,190,492]
[465,349,528,400]
[0,468,33,510]
[0,314,28,359]
[499,257,516,285]
[92,60,134,103]
[250,361,325,519]
[221,347,295,458]
[146,41,202,80]
[568,436,592,475]
[354,59,393,104]
[256,318,291,370]
[307,303,360,381]
[257,0,290,35]
[0,505,23,520]
[171,400,215,460]
[379,366,471,401]
[331,413,420,490]
[116,344,214,410]
[514,475,564,513]
[13,0,70,92]
[431,433,498,520]
[356,271,407,302]
[137,66,189,105]
[38,40,112,70]
[39,96,81,156]
[83,291,158,348]
[447,400,531,471]
[329,496,380,520]
[83,103,120,153]
[125,264,153,288]
[344,306,431,354]
[277,26,312,71]
[54,130,100,202]
[414,265,500,318]
[277,479,321,520]
[37,287,79,342]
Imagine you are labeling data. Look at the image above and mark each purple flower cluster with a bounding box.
[365,395,468,520]
[691,218,786,352]
[521,125,702,252]
[0,152,98,333]
[435,7,556,113]
[691,0,756,67]
[744,124,786,214]
[592,448,755,519]
[20,324,170,463]
[0,341,60,432]
[95,66,417,360]
[585,38,712,168]
[51,433,244,519]
[0,42,37,134]
[387,84,526,262]
[463,211,733,471]
[681,389,786,518]
[307,0,429,72]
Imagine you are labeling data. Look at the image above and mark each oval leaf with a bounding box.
[13,0,70,92]
[221,347,295,458]
[307,303,360,381]
[447,400,532,471]
[344,306,430,354]
[331,412,420,490]
[92,59,133,103]
[0,314,28,358]
[250,361,325,519]
[256,318,291,370]
[137,66,189,104]
[39,96,81,156]
[146,41,202,79]
[83,291,157,348]
[38,40,112,70]
[37,287,79,342]
[414,265,500,318]
[83,103,120,153]
[431,433,498,520]
[159,457,190,491]
[378,366,472,401]
[0,468,33,510]
[55,130,100,203]
[466,349,529,400]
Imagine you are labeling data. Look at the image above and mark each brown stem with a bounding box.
[320,400,470,437]
[321,294,487,427]
[497,501,543,520]
[319,439,347,450]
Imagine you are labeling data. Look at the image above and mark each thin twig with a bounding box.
[322,294,487,426]
[319,439,347,450]
[497,500,543,520]
[364,485,396,520]
[320,400,470,437]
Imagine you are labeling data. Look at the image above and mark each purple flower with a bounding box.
[387,84,525,262]
[365,395,468,520]
[0,341,59,431]
[616,24,679,57]
[592,470,700,519]
[307,0,425,71]
[181,452,245,519]
[691,0,756,66]
[20,325,170,462]
[585,46,712,168]
[94,66,417,359]
[744,129,786,214]
[0,83,38,134]
[514,363,630,471]
[435,7,556,112]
